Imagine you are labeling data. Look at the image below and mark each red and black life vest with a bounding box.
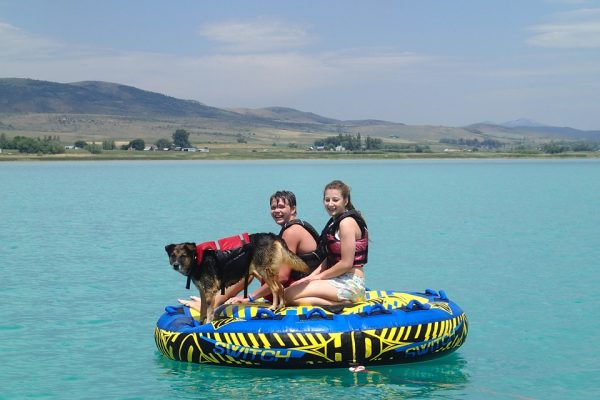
[321,210,368,269]
[191,233,253,295]
[195,232,251,266]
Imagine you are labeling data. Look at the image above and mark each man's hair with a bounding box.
[270,190,297,208]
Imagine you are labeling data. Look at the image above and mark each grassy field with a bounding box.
[2,113,599,161]
[2,145,599,162]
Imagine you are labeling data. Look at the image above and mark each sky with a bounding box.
[1,0,600,130]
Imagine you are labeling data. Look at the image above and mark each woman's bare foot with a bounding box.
[178,295,202,311]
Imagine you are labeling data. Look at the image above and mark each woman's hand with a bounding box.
[289,274,320,287]
[224,296,249,305]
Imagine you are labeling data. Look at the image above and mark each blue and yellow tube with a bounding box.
[154,289,468,369]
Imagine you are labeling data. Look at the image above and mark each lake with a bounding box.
[1,159,599,399]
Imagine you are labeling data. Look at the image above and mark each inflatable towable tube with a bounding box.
[155,289,468,369]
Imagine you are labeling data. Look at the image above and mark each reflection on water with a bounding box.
[155,353,469,399]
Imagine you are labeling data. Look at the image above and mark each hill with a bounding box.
[1,78,599,145]
[230,106,340,125]
[0,78,241,119]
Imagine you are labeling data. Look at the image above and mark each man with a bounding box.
[223,190,321,304]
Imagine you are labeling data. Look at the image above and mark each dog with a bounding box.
[165,233,309,323]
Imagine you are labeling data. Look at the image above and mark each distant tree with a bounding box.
[13,136,38,152]
[102,140,116,150]
[9,136,64,154]
[86,143,103,154]
[541,142,568,154]
[74,140,87,149]
[365,136,383,150]
[45,141,64,154]
[0,133,8,148]
[128,139,146,150]
[172,129,191,148]
[155,138,171,149]
[314,133,365,151]
[440,137,504,149]
[439,138,457,144]
[571,142,596,152]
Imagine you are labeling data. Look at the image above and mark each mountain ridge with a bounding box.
[1,78,599,142]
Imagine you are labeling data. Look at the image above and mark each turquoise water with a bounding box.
[1,159,599,399]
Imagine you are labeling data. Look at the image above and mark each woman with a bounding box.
[285,180,368,306]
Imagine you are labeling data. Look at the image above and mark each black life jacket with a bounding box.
[278,219,324,280]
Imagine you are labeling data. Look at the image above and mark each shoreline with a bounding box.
[1,150,599,162]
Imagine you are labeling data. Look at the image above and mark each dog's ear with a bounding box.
[165,244,176,255]
[184,242,196,251]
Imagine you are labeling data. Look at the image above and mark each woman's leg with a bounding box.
[289,296,342,306]
[284,279,340,306]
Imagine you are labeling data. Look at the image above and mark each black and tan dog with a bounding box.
[165,233,309,323]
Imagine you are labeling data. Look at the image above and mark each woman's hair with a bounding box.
[270,190,297,208]
[323,180,355,210]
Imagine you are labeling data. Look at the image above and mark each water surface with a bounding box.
[1,160,599,399]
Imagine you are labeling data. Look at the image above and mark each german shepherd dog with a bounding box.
[165,233,309,323]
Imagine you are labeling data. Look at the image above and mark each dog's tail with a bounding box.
[279,242,310,273]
